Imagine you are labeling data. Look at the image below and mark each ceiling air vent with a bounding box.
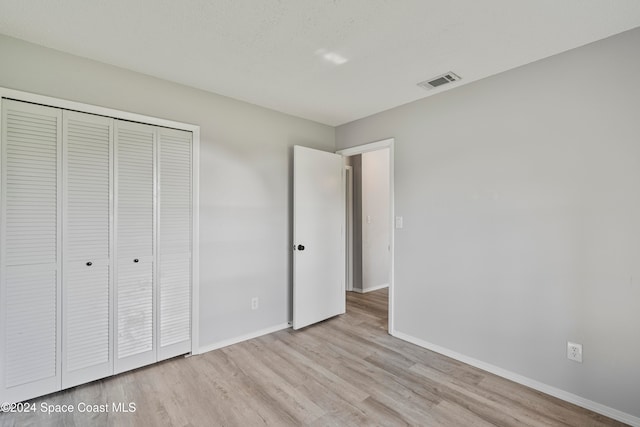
[417,72,461,90]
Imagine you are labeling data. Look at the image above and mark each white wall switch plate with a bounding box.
[395,216,403,229]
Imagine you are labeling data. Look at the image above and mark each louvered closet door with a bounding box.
[0,100,62,402]
[114,121,156,374]
[61,111,113,388]
[157,128,192,361]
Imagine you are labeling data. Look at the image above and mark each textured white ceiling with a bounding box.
[1,1,639,125]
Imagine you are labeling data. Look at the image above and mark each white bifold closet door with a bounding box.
[0,100,62,402]
[114,120,156,374]
[157,128,192,361]
[1,97,194,402]
[61,111,113,388]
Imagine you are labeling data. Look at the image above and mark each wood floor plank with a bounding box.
[410,362,560,427]
[0,288,629,427]
[264,336,370,403]
[221,343,326,424]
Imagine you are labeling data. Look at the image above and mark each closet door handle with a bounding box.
[133,259,139,263]
[86,261,93,267]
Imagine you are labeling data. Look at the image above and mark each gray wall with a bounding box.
[0,34,335,348]
[361,149,390,291]
[348,150,392,293]
[336,27,640,418]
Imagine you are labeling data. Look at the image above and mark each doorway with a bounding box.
[338,138,395,334]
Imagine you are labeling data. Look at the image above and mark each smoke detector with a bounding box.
[417,72,461,90]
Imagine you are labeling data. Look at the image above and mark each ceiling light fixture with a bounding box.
[315,48,349,65]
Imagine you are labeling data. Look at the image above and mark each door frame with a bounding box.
[337,138,395,335]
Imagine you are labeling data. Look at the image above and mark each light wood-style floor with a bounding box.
[0,288,627,426]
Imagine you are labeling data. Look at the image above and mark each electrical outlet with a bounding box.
[567,341,583,363]
[251,297,259,310]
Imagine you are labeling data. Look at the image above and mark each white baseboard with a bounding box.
[351,283,389,294]
[197,322,290,355]
[392,331,640,427]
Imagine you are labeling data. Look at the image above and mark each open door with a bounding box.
[293,146,345,330]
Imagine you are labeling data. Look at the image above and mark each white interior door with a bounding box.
[114,120,156,373]
[157,128,192,361]
[61,111,113,388]
[0,100,62,402]
[293,145,345,330]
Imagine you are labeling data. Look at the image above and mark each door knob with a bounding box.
[133,259,139,263]
[297,245,305,251]
[86,261,92,266]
